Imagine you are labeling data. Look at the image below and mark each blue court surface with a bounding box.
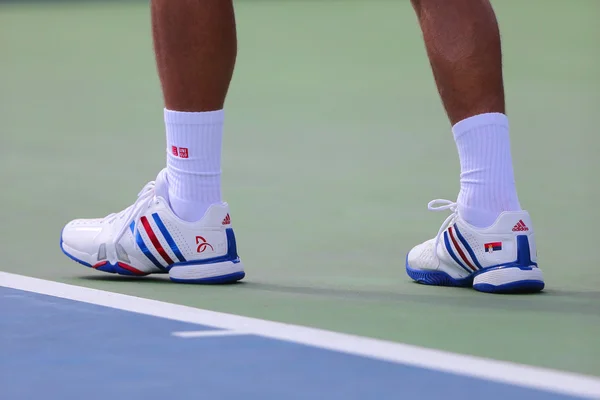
[2,273,599,400]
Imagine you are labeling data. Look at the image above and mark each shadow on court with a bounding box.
[77,274,600,317]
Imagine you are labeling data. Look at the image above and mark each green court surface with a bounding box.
[2,0,599,377]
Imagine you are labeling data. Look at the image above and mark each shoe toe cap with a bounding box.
[407,239,439,270]
[61,219,104,255]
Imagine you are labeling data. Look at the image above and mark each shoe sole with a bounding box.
[406,257,544,294]
[169,262,245,284]
[472,267,544,294]
[60,238,244,284]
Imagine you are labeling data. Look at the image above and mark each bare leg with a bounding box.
[152,0,237,111]
[411,0,504,125]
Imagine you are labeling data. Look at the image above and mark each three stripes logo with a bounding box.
[222,213,231,225]
[130,213,190,270]
[512,220,529,232]
[444,224,482,274]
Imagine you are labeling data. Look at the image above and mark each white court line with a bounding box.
[172,330,249,338]
[1,271,599,399]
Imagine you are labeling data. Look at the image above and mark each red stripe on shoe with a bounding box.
[92,261,107,269]
[117,262,148,276]
[448,227,477,271]
[140,216,174,265]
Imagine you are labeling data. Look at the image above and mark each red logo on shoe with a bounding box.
[195,236,214,253]
[222,213,231,225]
[512,220,529,232]
[171,146,178,156]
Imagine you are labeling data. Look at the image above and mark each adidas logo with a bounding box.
[512,219,529,232]
[222,213,231,225]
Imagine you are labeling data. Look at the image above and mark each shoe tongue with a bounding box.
[154,168,171,203]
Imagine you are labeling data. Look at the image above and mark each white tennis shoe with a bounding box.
[406,200,544,294]
[60,169,244,284]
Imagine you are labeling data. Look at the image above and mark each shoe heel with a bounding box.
[473,266,544,294]
[169,260,245,284]
[168,228,245,284]
[473,235,544,294]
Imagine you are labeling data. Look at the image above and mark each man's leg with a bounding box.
[152,0,237,222]
[412,0,516,226]
[60,0,243,283]
[412,0,505,126]
[406,0,544,293]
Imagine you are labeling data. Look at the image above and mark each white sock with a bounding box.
[164,108,223,222]
[453,113,521,228]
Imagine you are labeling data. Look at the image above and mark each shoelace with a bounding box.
[428,199,458,259]
[101,180,158,247]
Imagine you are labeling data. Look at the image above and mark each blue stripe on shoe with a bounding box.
[444,231,473,274]
[129,221,166,271]
[151,213,186,262]
[453,224,482,269]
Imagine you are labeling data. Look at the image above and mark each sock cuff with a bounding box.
[452,112,509,140]
[164,108,224,125]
